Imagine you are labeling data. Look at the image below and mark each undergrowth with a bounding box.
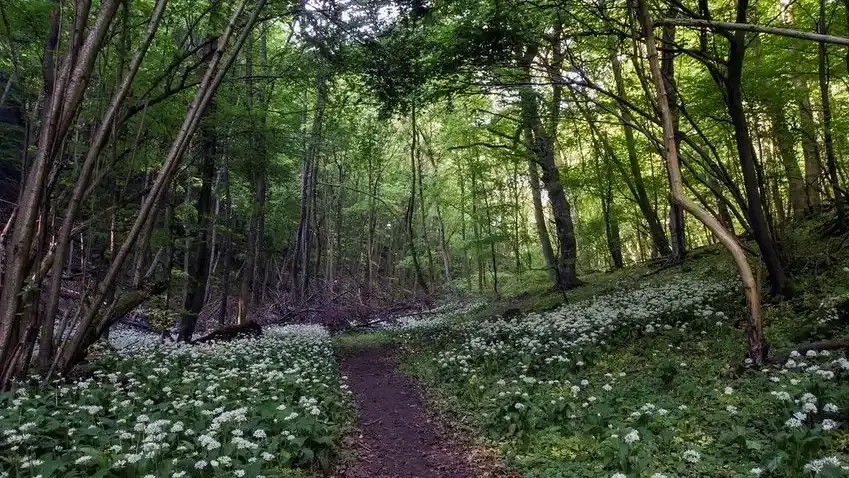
[394,237,849,477]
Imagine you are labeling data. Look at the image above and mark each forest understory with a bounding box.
[6,0,849,476]
[4,217,849,477]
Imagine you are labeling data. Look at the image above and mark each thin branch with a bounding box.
[656,18,849,47]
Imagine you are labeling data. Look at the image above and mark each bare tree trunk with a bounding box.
[470,161,484,292]
[404,101,429,294]
[51,0,266,377]
[237,32,269,322]
[611,45,671,257]
[518,37,579,290]
[458,159,472,291]
[218,153,233,325]
[519,89,579,289]
[418,128,454,287]
[770,106,806,219]
[795,78,822,212]
[661,12,686,261]
[589,129,624,270]
[510,164,523,274]
[723,0,792,298]
[817,0,846,229]
[178,116,216,342]
[636,0,766,363]
[292,73,327,302]
[0,0,124,378]
[415,133,435,281]
[482,188,499,296]
[525,136,557,283]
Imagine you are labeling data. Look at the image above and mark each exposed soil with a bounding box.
[336,346,514,478]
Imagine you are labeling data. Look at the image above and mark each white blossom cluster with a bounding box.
[383,300,487,331]
[0,324,349,477]
[431,278,735,380]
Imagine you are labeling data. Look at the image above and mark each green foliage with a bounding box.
[0,327,352,477]
[393,254,849,477]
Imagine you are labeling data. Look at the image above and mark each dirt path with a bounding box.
[336,346,513,478]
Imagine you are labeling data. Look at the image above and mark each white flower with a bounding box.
[612,474,627,478]
[726,405,739,415]
[723,386,734,395]
[624,429,640,444]
[750,468,762,475]
[771,391,792,402]
[683,449,701,463]
[824,403,839,413]
[195,460,208,469]
[822,419,840,431]
[785,417,804,428]
[803,456,842,474]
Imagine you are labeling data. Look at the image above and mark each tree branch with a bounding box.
[656,18,849,46]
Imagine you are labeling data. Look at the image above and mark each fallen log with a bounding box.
[193,321,262,344]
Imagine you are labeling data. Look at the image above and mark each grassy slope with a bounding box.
[395,220,849,477]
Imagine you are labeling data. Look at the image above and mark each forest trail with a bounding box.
[336,346,513,478]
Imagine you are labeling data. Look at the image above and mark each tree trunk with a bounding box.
[178,118,216,342]
[795,78,822,212]
[660,12,686,261]
[219,152,233,325]
[611,45,671,257]
[237,32,269,322]
[724,0,792,298]
[292,73,327,302]
[404,101,429,294]
[636,0,766,362]
[415,134,435,282]
[470,162,484,292]
[420,134,454,288]
[459,159,472,291]
[817,0,846,228]
[770,106,806,219]
[52,0,267,377]
[602,182,623,270]
[482,187,499,296]
[0,0,123,379]
[525,136,558,283]
[519,90,579,289]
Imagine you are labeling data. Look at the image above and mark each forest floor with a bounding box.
[6,220,849,478]
[335,345,515,478]
[329,218,849,477]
